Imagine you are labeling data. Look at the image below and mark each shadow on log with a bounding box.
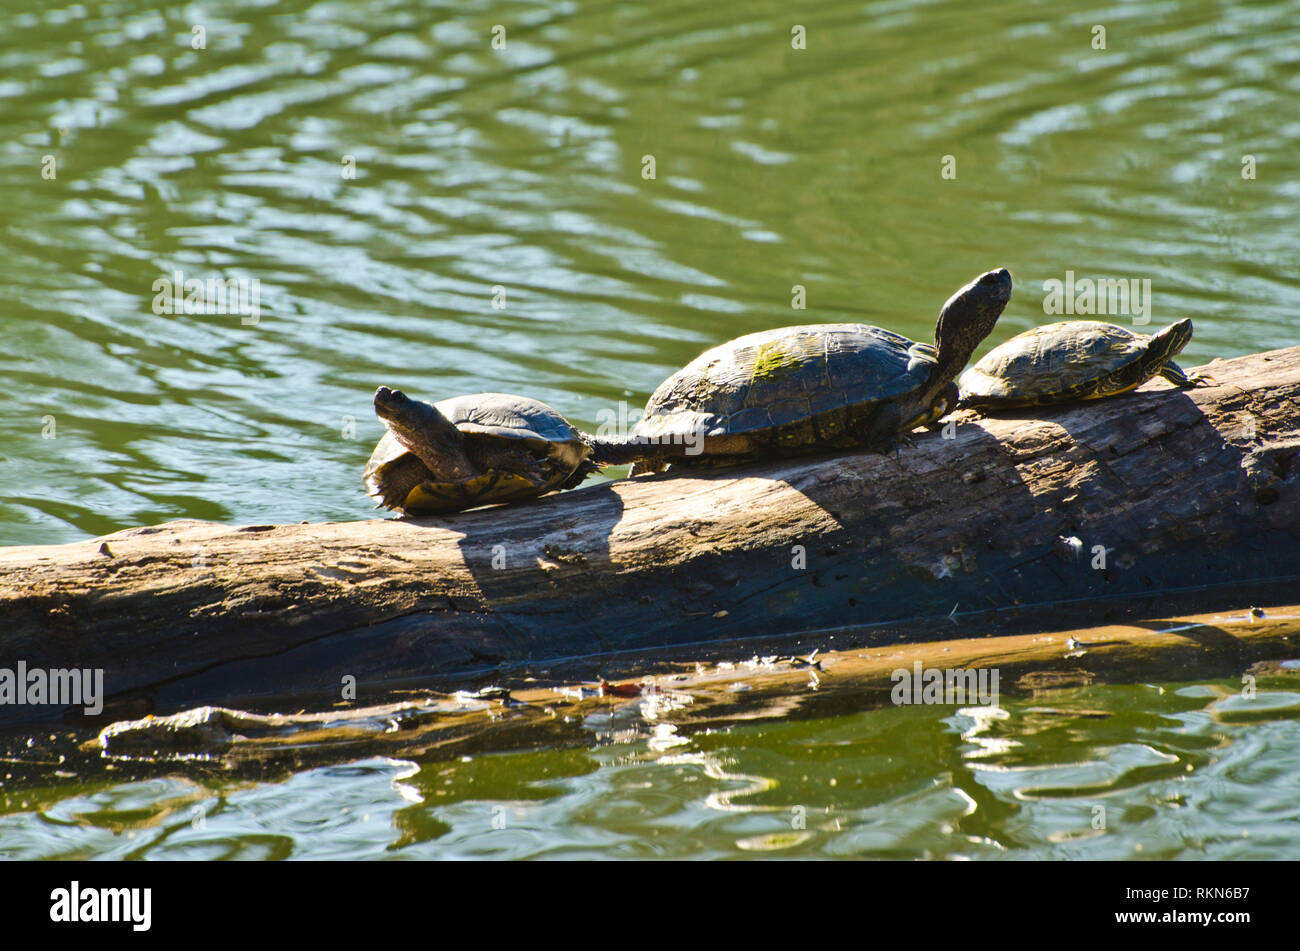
[1,346,1298,727]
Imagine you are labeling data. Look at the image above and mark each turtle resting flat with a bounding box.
[364,388,601,516]
[958,318,1210,410]
[624,267,1013,472]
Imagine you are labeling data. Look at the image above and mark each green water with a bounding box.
[2,0,1298,858]
[3,682,1300,859]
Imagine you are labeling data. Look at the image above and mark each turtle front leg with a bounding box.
[1161,362,1214,388]
[468,440,549,484]
[865,390,951,457]
[863,402,904,455]
[909,382,959,430]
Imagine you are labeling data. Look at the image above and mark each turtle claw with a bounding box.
[889,431,918,458]
[1166,367,1215,389]
[869,433,909,458]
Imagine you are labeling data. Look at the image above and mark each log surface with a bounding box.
[2,346,1298,725]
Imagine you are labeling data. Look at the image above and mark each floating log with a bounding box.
[1,346,1298,727]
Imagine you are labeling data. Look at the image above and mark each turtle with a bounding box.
[617,267,1013,472]
[364,388,601,516]
[956,318,1210,410]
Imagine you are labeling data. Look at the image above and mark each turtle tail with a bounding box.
[581,433,691,469]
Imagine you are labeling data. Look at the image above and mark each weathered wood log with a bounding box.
[1,346,1298,726]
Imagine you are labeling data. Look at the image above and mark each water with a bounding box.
[1,0,1298,858]
[4,681,1299,859]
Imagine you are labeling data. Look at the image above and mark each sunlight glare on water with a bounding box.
[2,683,1299,859]
[1,0,1296,544]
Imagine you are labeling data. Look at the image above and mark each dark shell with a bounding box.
[632,324,935,441]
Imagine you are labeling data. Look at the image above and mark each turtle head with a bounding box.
[932,268,1012,383]
[373,386,477,483]
[1150,318,1193,358]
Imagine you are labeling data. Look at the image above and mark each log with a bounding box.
[13,604,1297,781]
[2,346,1298,726]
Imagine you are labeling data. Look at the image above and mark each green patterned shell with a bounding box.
[958,321,1159,402]
[632,324,937,442]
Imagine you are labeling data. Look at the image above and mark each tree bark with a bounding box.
[2,346,1298,726]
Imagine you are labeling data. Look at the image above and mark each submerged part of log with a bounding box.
[1,605,1295,784]
[1,347,1298,726]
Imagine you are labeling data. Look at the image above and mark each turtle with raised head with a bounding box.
[957,318,1209,410]
[366,268,1013,507]
[364,388,601,516]
[619,268,1013,472]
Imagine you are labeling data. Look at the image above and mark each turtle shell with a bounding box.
[958,321,1163,406]
[435,392,588,467]
[631,324,936,451]
[364,393,590,515]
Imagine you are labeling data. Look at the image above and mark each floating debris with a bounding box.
[788,649,822,670]
[451,685,519,707]
[601,680,656,699]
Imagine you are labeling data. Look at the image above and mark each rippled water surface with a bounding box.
[2,0,1299,858]
[3,0,1298,544]
[3,680,1300,859]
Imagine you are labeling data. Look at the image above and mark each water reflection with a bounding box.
[1,0,1296,543]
